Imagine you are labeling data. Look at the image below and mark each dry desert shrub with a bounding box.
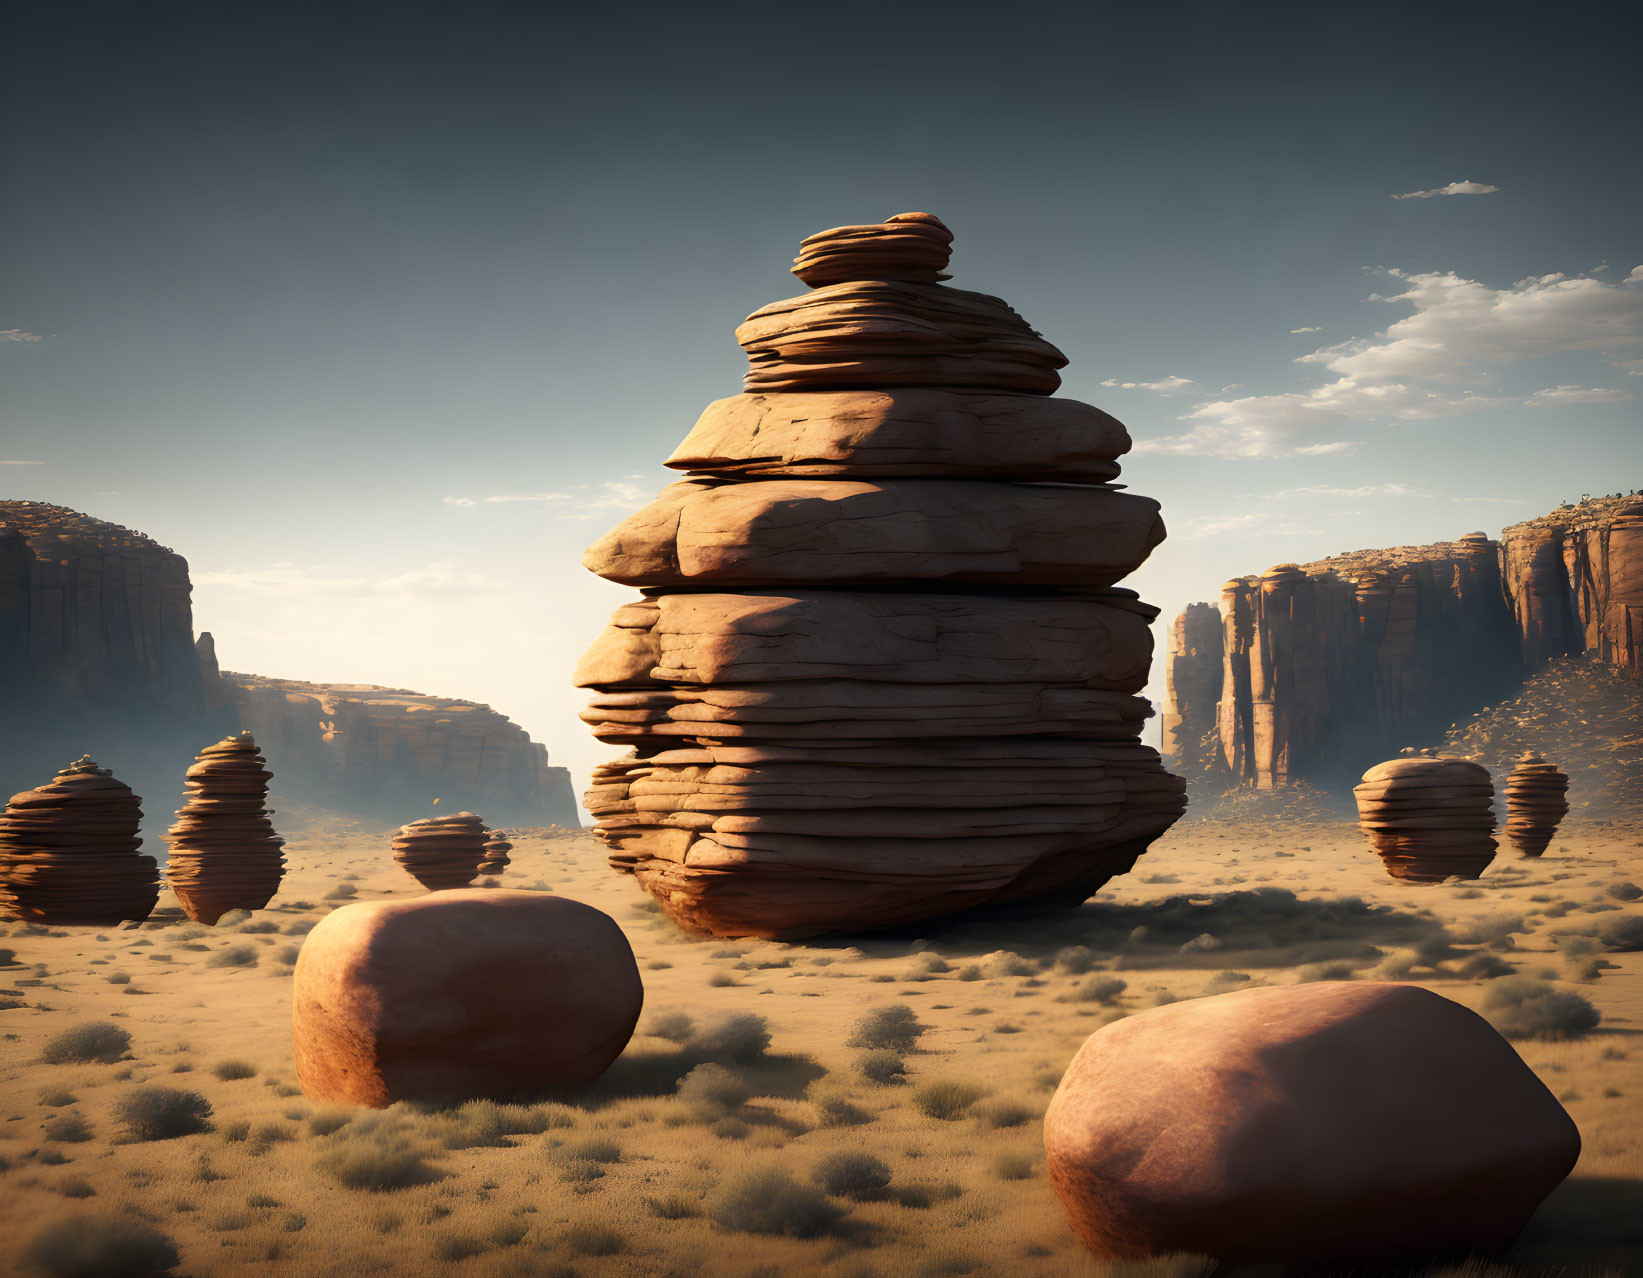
[707,1167,843,1237]
[1061,976,1127,1004]
[808,1082,871,1127]
[646,1191,702,1219]
[912,1080,987,1121]
[1596,913,1643,950]
[645,1010,695,1042]
[972,1098,1034,1129]
[1482,976,1601,1040]
[113,1087,213,1142]
[992,1150,1035,1180]
[212,1059,257,1080]
[323,884,357,900]
[557,1222,627,1255]
[857,1050,906,1084]
[206,945,258,969]
[313,1116,441,1190]
[676,1063,751,1118]
[307,1111,351,1136]
[813,1150,891,1200]
[847,1004,926,1053]
[42,1113,93,1143]
[688,1011,771,1063]
[20,1213,180,1278]
[40,1022,130,1065]
[1055,945,1097,973]
[39,1089,77,1107]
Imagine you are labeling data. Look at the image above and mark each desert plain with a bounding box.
[0,813,1639,1278]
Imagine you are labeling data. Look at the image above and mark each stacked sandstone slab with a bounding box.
[392,812,488,890]
[576,212,1184,939]
[0,756,158,924]
[1503,754,1569,858]
[477,829,512,876]
[164,732,286,924]
[1354,755,1497,882]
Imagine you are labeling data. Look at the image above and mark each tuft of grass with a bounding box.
[42,1113,93,1143]
[314,1129,438,1191]
[40,1023,131,1065]
[677,1063,752,1118]
[847,1004,926,1053]
[558,1222,627,1256]
[646,1192,702,1219]
[687,1012,770,1063]
[858,1049,907,1084]
[212,1059,257,1081]
[992,1151,1035,1180]
[809,1083,871,1127]
[113,1087,213,1141]
[813,1151,891,1200]
[645,1011,695,1042]
[1482,976,1601,1040]
[707,1167,844,1237]
[20,1214,181,1278]
[307,1111,351,1137]
[237,920,280,934]
[39,1089,78,1108]
[1596,914,1643,951]
[323,884,357,901]
[432,1231,487,1261]
[57,1177,96,1199]
[562,1137,621,1164]
[1055,945,1097,974]
[104,972,130,985]
[221,1120,251,1143]
[973,1098,1034,1129]
[1063,977,1128,1004]
[912,1080,986,1121]
[206,945,258,969]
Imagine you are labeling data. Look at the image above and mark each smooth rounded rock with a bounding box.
[293,890,643,1106]
[1043,982,1580,1265]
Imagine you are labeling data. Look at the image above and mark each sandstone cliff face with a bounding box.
[221,674,577,828]
[1162,496,1641,791]
[0,503,577,831]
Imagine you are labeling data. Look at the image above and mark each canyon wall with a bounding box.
[1162,496,1643,791]
[0,501,576,830]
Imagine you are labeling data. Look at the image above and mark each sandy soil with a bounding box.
[1,818,1639,1278]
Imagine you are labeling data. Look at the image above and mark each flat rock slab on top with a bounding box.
[0,756,158,925]
[666,390,1129,481]
[292,891,642,1106]
[583,478,1164,590]
[1043,982,1579,1265]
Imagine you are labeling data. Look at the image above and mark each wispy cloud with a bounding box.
[1135,263,1643,458]
[1524,384,1633,406]
[1173,511,1325,541]
[1273,482,1425,498]
[1391,180,1499,200]
[1290,326,1322,334]
[441,479,649,514]
[1452,496,1529,504]
[1,460,43,466]
[195,560,506,600]
[0,329,43,343]
[1293,441,1360,456]
[1098,375,1197,394]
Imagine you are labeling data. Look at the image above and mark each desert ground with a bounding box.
[1,814,1639,1278]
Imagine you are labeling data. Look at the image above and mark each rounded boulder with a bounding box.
[1043,981,1579,1265]
[293,890,643,1106]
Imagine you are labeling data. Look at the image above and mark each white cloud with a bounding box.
[1273,482,1425,498]
[1173,511,1324,541]
[441,496,477,507]
[1,459,43,466]
[1391,180,1499,200]
[440,479,650,514]
[195,560,506,600]
[1452,496,1528,504]
[1290,326,1322,334]
[1135,264,1643,459]
[0,329,43,343]
[1524,384,1633,406]
[1293,441,1360,456]
[1098,375,1197,393]
[482,491,576,504]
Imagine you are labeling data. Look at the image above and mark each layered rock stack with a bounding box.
[0,756,158,924]
[391,812,487,890]
[1353,756,1497,882]
[164,731,286,924]
[477,829,512,876]
[575,211,1183,939]
[1502,754,1569,857]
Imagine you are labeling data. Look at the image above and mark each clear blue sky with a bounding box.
[4,1,1640,802]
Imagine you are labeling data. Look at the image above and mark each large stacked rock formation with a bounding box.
[477,829,512,876]
[223,674,577,827]
[1354,756,1496,882]
[164,732,286,924]
[1160,602,1221,774]
[392,812,488,890]
[1163,494,1643,794]
[1502,754,1569,857]
[293,891,643,1105]
[1043,983,1579,1264]
[576,212,1183,939]
[0,756,158,924]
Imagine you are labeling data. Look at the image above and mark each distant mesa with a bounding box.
[292,891,643,1106]
[1161,494,1643,800]
[1353,756,1497,883]
[1502,753,1569,857]
[0,755,159,925]
[576,211,1183,938]
[164,731,286,925]
[0,499,577,831]
[391,811,489,891]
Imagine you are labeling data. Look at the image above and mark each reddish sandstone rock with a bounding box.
[477,829,512,876]
[0,756,158,925]
[391,812,487,891]
[1354,756,1497,882]
[1043,982,1580,1265]
[1503,753,1570,857]
[164,731,285,924]
[292,891,642,1106]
